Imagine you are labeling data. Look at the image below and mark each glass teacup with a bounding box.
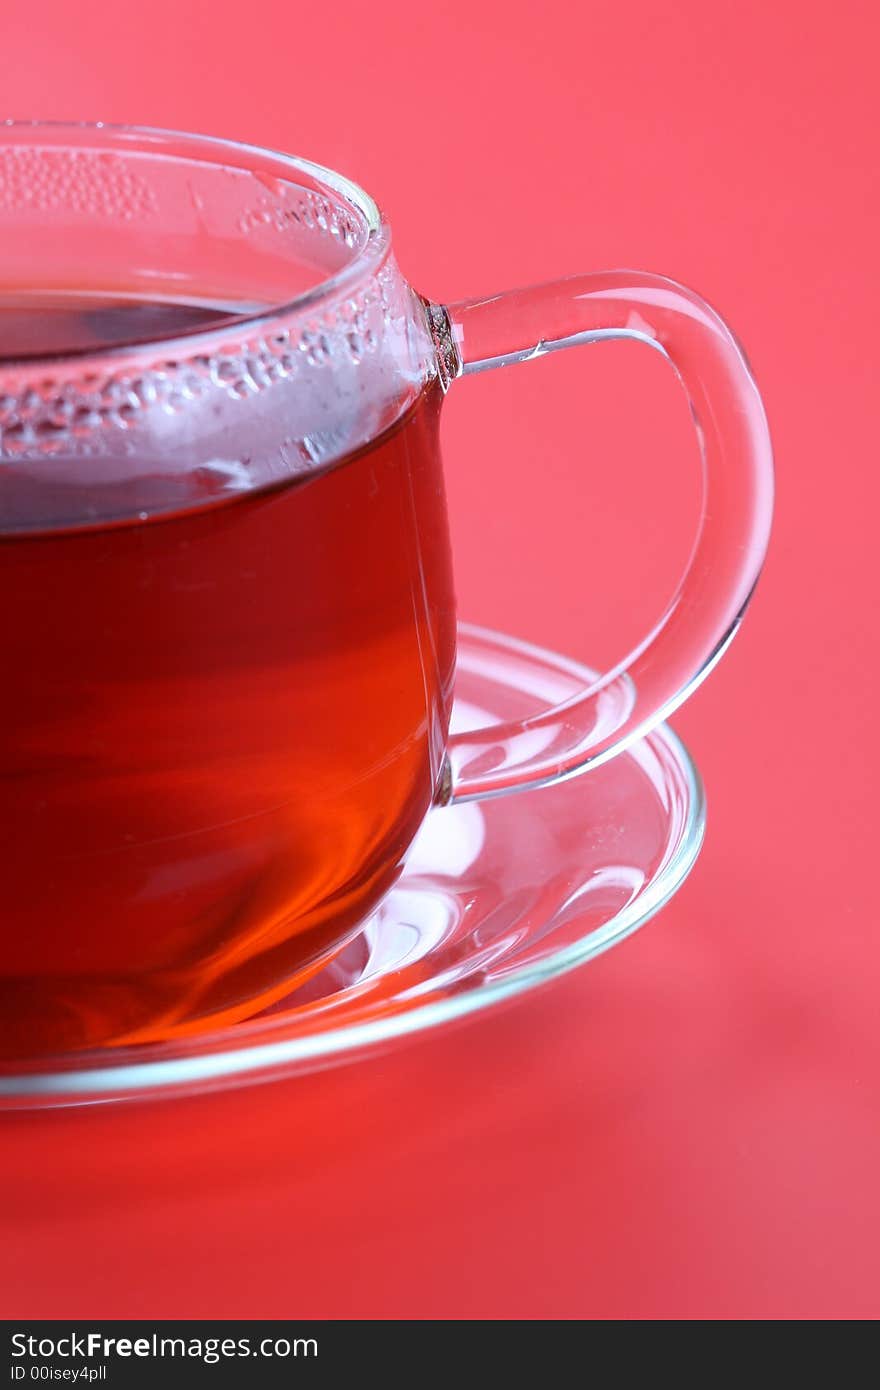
[0,124,773,1055]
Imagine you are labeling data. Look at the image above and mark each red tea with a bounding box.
[0,296,455,1057]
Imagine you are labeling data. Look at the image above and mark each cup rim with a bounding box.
[0,120,392,366]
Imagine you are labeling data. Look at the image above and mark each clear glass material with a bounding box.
[0,125,451,1055]
[0,123,771,1065]
[433,275,774,800]
[0,624,705,1106]
[0,123,773,800]
[0,123,433,530]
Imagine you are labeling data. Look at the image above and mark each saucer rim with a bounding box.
[0,624,705,1106]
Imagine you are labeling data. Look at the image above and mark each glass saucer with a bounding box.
[0,624,704,1108]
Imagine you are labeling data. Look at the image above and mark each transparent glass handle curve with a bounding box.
[428,272,774,804]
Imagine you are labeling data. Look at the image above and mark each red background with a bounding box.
[2,0,878,1319]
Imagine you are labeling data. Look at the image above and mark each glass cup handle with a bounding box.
[426,271,774,804]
